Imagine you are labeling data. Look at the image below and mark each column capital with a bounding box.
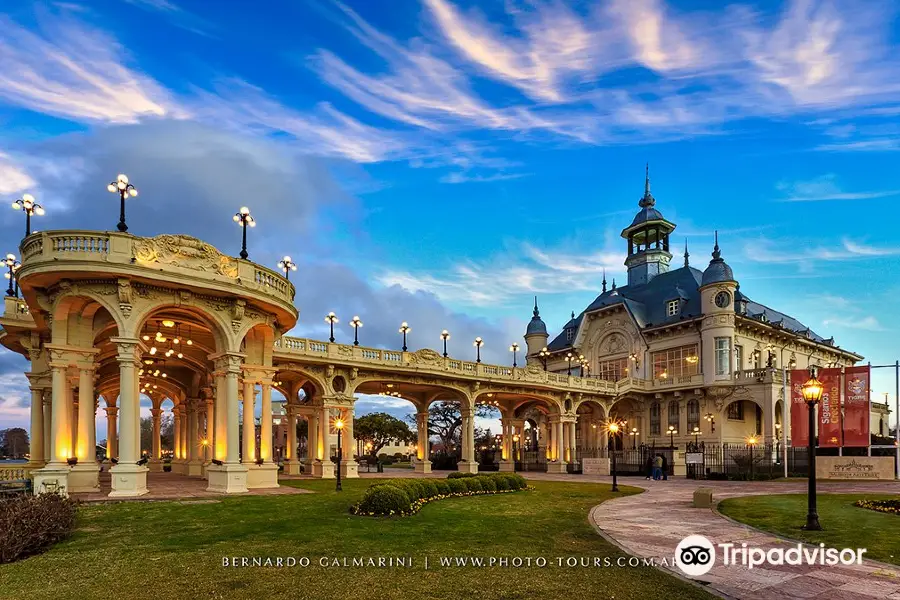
[210,351,245,374]
[241,364,278,384]
[110,337,147,363]
[105,406,119,416]
[150,408,162,418]
[44,343,100,365]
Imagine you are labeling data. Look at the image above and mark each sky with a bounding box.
[1,0,899,439]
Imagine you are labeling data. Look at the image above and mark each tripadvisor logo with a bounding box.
[675,535,716,577]
[673,535,868,578]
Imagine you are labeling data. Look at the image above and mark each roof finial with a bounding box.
[533,296,540,318]
[712,230,721,260]
[571,310,575,319]
[639,163,655,208]
[611,278,617,290]
[602,268,607,293]
[684,239,690,267]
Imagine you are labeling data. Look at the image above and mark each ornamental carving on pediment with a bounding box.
[409,348,443,366]
[134,234,239,279]
[525,364,543,375]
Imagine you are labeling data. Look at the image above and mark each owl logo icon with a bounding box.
[848,377,865,395]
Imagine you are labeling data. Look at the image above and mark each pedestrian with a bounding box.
[661,454,669,480]
[653,454,663,480]
[645,455,653,480]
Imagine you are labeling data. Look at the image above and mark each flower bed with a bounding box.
[350,473,530,517]
[854,498,900,515]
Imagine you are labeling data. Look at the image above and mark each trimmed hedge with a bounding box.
[352,473,531,517]
[447,472,478,479]
[0,493,78,564]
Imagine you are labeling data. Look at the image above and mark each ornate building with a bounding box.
[525,170,864,448]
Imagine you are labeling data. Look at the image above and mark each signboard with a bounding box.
[581,458,610,475]
[685,452,703,465]
[816,456,894,480]
[818,368,842,447]
[789,369,811,447]
[843,366,871,447]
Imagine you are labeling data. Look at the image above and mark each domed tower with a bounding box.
[524,297,549,366]
[699,232,738,385]
[620,165,677,286]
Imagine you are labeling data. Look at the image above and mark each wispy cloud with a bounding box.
[745,236,900,265]
[378,243,624,306]
[0,14,184,123]
[0,152,35,195]
[775,174,899,202]
[822,315,885,331]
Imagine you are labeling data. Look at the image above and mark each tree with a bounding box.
[354,412,414,458]
[0,427,29,458]
[410,402,495,451]
[140,414,174,454]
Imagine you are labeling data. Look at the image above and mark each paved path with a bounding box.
[586,477,900,600]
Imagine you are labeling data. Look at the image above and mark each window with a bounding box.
[650,402,661,435]
[735,345,743,371]
[715,337,731,376]
[566,328,575,342]
[597,357,629,382]
[651,344,700,380]
[666,299,679,317]
[687,399,700,432]
[726,401,744,421]
[667,401,679,429]
[755,405,762,436]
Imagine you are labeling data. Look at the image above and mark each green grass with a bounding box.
[719,493,900,565]
[0,479,711,600]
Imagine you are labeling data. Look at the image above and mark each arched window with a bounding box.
[667,401,679,429]
[650,402,661,435]
[687,399,700,432]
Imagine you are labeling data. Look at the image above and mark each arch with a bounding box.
[273,366,328,399]
[52,291,126,344]
[240,322,275,366]
[131,302,230,355]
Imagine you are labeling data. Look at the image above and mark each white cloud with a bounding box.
[0,152,35,195]
[745,236,900,264]
[0,15,184,123]
[822,315,885,331]
[775,174,899,202]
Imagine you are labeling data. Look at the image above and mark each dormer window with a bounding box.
[758,313,768,323]
[666,299,679,317]
[566,328,575,342]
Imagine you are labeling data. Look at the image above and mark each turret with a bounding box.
[524,297,549,365]
[620,165,677,286]
[699,232,738,385]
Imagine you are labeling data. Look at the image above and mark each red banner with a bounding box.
[843,366,871,447]
[818,369,842,447]
[790,369,811,447]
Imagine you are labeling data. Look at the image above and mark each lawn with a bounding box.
[718,493,900,565]
[0,478,712,600]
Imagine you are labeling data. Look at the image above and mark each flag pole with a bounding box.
[895,360,899,480]
[783,366,789,479]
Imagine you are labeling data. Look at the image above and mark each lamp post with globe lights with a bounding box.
[350,316,363,346]
[335,418,344,492]
[325,312,338,343]
[667,425,677,449]
[440,330,450,357]
[801,368,824,530]
[399,322,411,352]
[12,194,44,238]
[607,419,626,492]
[4,254,21,297]
[277,256,297,281]
[473,337,483,363]
[107,174,137,232]
[539,347,549,371]
[509,343,520,368]
[232,207,255,259]
[746,435,759,479]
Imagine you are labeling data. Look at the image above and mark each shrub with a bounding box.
[510,474,528,490]
[492,475,510,491]
[393,453,405,461]
[476,476,497,492]
[433,479,451,495]
[446,478,468,494]
[447,472,477,479]
[463,478,483,492]
[377,453,396,465]
[419,480,439,498]
[0,493,78,564]
[357,485,410,515]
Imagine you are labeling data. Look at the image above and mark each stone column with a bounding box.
[206,354,248,494]
[48,362,70,465]
[568,420,577,466]
[172,406,182,471]
[297,409,313,475]
[311,406,335,478]
[27,387,45,467]
[242,379,255,464]
[149,408,162,472]
[109,338,148,497]
[414,410,431,473]
[458,408,479,474]
[499,418,514,472]
[43,394,51,463]
[187,401,203,476]
[69,363,100,492]
[105,406,118,460]
[260,382,273,461]
[547,417,567,473]
[204,397,214,462]
[339,406,358,479]
[284,405,298,471]
[214,372,227,462]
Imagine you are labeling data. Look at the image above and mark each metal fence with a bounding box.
[686,443,809,480]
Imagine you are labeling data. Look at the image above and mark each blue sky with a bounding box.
[1,0,899,436]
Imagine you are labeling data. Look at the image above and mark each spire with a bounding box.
[638,162,655,208]
[611,278,617,290]
[712,230,721,260]
[602,269,607,293]
[684,239,690,267]
[533,296,540,318]
[571,310,575,320]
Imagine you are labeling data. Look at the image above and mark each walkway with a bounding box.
[71,471,312,503]
[587,477,900,600]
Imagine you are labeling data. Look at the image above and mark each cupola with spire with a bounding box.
[701,231,735,287]
[524,297,549,364]
[620,164,677,286]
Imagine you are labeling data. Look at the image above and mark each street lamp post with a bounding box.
[277,256,297,281]
[335,418,344,492]
[539,347,549,371]
[513,433,519,465]
[608,420,623,492]
[350,316,363,346]
[232,206,255,259]
[399,322,411,352]
[441,330,450,357]
[4,254,21,297]
[630,427,638,450]
[667,425,677,449]
[746,435,758,479]
[692,426,701,446]
[107,174,137,232]
[473,337,483,363]
[325,312,338,342]
[801,368,824,530]
[705,412,716,433]
[509,343,519,368]
[566,352,574,376]
[12,194,45,238]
